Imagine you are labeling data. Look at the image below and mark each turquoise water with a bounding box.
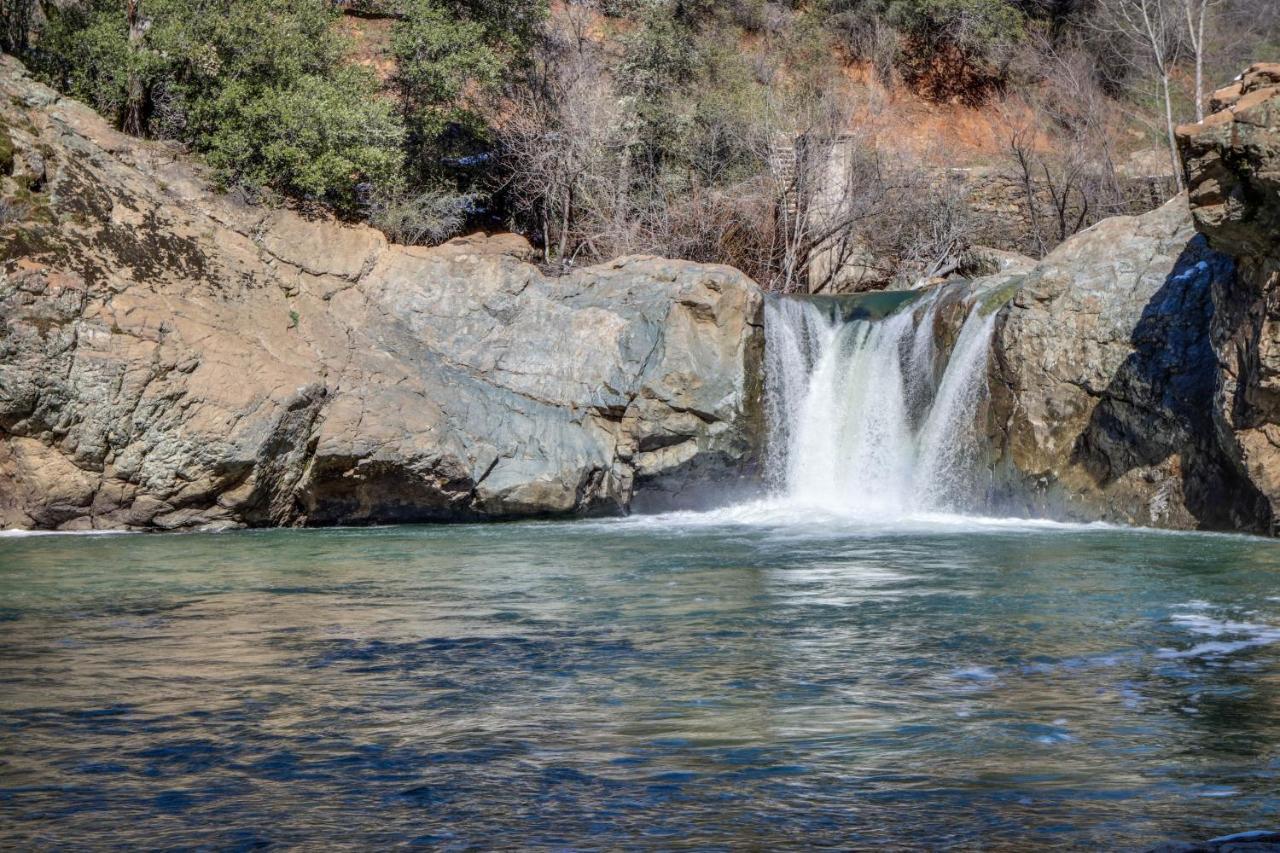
[2,508,1279,848]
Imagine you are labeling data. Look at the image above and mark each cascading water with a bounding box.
[764,287,999,517]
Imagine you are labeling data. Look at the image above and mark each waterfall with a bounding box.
[763,288,998,517]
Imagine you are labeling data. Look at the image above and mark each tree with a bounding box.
[823,0,1027,104]
[502,5,625,265]
[33,1,135,124]
[198,69,404,210]
[123,0,146,136]
[1003,39,1127,255]
[1182,0,1220,121]
[387,0,547,235]
[0,0,38,53]
[617,4,699,184]
[393,0,501,178]
[502,0,774,272]
[1094,0,1185,191]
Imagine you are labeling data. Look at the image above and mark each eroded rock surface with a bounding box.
[1178,63,1280,531]
[0,58,764,530]
[978,63,1280,534]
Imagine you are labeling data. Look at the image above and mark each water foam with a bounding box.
[0,529,133,538]
[1157,610,1280,659]
[596,497,1133,538]
[763,288,998,517]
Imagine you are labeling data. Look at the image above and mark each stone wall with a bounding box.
[955,165,1176,258]
[781,136,1176,293]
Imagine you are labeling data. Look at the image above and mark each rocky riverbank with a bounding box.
[4,53,1280,534]
[985,196,1268,531]
[1179,63,1280,533]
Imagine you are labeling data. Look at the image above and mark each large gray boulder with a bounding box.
[981,63,1280,534]
[0,58,764,531]
[986,197,1270,531]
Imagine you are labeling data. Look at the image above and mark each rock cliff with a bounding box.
[0,58,764,530]
[1178,63,1280,532]
[8,47,1280,536]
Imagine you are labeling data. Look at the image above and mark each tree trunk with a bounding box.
[1011,137,1046,256]
[541,206,552,265]
[1194,55,1204,122]
[1,0,34,53]
[123,0,146,136]
[613,132,636,246]
[1184,0,1208,122]
[557,184,573,265]
[1187,2,1198,121]
[1160,72,1184,192]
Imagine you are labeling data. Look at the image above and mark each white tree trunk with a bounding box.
[1184,0,1206,121]
[1161,72,1185,191]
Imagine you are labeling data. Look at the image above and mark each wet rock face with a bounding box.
[0,58,764,530]
[988,198,1271,532]
[1146,829,1280,853]
[1178,63,1280,532]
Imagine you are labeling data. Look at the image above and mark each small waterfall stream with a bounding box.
[764,288,999,516]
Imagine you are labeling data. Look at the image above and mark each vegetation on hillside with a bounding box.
[1,0,1277,289]
[3,0,540,216]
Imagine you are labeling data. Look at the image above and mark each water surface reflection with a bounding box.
[1,519,1279,848]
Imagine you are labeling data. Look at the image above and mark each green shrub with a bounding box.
[393,0,502,143]
[0,120,14,176]
[20,0,543,229]
[31,1,135,123]
[30,0,402,210]
[888,0,1025,56]
[198,70,404,211]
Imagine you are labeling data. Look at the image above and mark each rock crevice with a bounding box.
[1178,63,1280,532]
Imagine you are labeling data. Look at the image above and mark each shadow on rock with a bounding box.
[1070,236,1271,532]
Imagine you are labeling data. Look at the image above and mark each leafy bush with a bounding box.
[198,70,404,211]
[31,1,135,123]
[24,0,542,224]
[0,121,14,176]
[888,0,1025,57]
[0,0,38,53]
[31,0,401,210]
[393,0,503,173]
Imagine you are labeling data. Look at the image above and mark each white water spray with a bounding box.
[764,288,999,517]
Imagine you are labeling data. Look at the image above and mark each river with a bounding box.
[2,514,1279,847]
